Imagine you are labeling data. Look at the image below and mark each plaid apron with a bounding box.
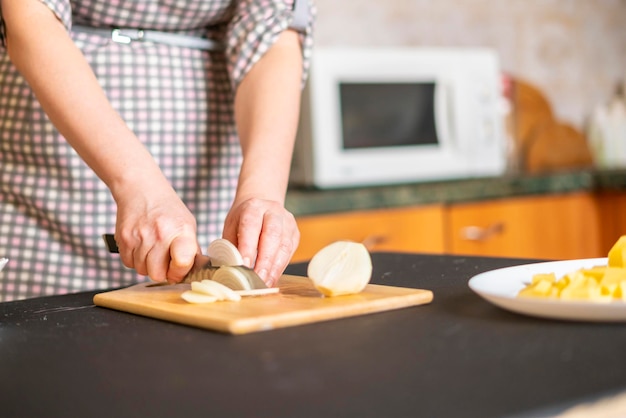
[0,0,314,301]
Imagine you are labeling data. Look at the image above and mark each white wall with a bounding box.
[313,0,626,129]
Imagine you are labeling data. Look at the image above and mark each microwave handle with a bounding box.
[434,80,456,148]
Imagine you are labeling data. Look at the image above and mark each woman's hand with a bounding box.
[113,182,200,284]
[223,197,300,287]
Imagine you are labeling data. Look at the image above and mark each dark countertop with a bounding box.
[2,253,626,418]
[286,169,626,216]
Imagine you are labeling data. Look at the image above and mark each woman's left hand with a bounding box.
[226,29,304,288]
[223,197,300,287]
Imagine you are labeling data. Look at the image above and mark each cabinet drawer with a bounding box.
[447,192,603,260]
[293,205,445,262]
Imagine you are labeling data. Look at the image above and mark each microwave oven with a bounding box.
[289,47,507,188]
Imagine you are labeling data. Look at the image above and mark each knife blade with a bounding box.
[101,234,268,289]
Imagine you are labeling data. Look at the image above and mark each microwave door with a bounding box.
[434,79,456,151]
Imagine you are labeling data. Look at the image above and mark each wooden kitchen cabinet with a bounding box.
[293,205,445,262]
[595,191,626,254]
[293,191,624,262]
[446,192,605,260]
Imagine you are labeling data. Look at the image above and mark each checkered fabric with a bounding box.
[0,0,315,301]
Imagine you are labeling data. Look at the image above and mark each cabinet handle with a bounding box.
[361,235,388,250]
[460,222,505,242]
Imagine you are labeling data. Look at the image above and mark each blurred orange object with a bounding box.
[525,121,593,173]
[510,78,593,173]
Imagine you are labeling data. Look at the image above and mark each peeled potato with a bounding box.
[307,241,372,297]
[608,236,626,268]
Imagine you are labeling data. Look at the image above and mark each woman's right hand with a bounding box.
[113,182,200,284]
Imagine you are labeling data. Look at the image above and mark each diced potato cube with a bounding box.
[568,271,589,289]
[587,285,613,303]
[580,266,607,282]
[531,273,556,285]
[560,286,592,300]
[601,283,620,297]
[599,267,626,287]
[555,277,570,291]
[517,236,626,303]
[532,279,553,296]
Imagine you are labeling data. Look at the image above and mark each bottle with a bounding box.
[587,82,626,168]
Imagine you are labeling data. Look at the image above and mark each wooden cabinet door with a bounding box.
[446,192,604,260]
[293,205,445,262]
[596,191,626,254]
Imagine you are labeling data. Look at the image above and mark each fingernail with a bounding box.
[243,257,251,267]
[258,269,268,281]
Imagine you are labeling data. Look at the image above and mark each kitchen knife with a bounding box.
[101,234,268,289]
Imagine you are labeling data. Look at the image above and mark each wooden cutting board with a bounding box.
[93,275,433,334]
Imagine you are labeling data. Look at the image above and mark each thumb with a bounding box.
[167,235,199,283]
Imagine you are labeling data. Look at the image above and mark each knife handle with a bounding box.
[102,234,119,253]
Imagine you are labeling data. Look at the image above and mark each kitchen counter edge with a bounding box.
[286,169,626,216]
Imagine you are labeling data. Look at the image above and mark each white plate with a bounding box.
[0,258,7,272]
[468,258,626,322]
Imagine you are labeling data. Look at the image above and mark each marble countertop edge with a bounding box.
[286,169,626,216]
